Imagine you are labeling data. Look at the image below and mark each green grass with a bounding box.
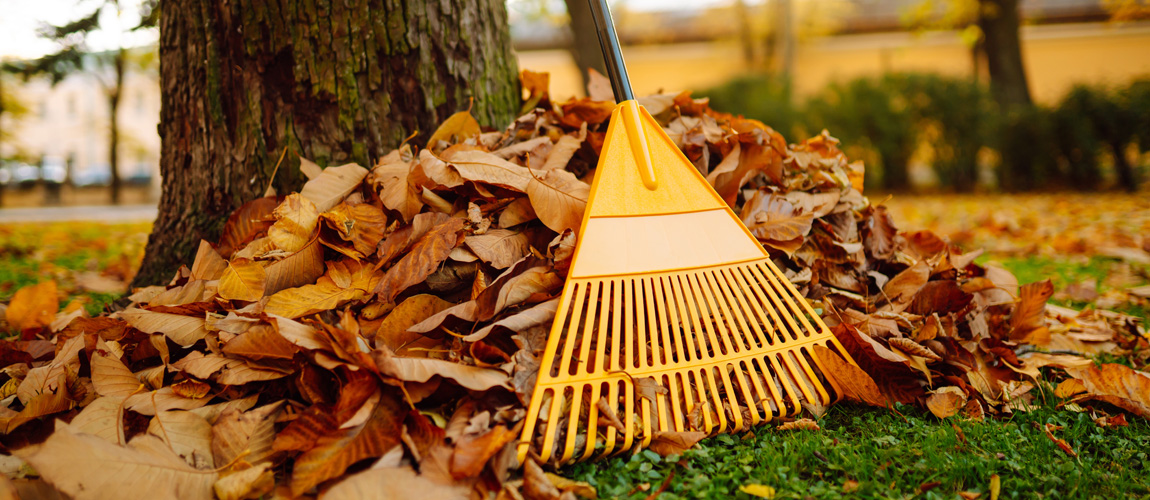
[571,404,1150,499]
[0,222,150,318]
[982,254,1150,324]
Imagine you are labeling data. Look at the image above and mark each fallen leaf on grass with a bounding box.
[5,281,58,332]
[776,418,820,431]
[1065,363,1150,418]
[925,386,967,418]
[1042,423,1077,457]
[739,484,776,498]
[812,344,889,407]
[648,431,707,456]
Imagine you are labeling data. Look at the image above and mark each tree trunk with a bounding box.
[564,0,608,92]
[978,0,1032,108]
[109,48,124,205]
[132,0,520,287]
[774,0,795,77]
[735,0,755,68]
[1110,140,1138,192]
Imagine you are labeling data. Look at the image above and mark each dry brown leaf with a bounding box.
[16,425,217,500]
[925,387,967,418]
[882,260,931,310]
[70,396,126,444]
[125,387,211,416]
[321,202,388,259]
[777,418,821,431]
[373,152,423,223]
[213,463,274,500]
[212,403,284,467]
[526,168,589,234]
[740,191,814,242]
[1042,423,1077,457]
[5,281,58,332]
[190,241,228,281]
[91,343,143,398]
[447,150,534,192]
[812,344,890,407]
[299,163,369,213]
[1010,280,1054,343]
[499,197,538,228]
[222,323,298,361]
[318,466,469,500]
[217,197,279,258]
[217,259,268,302]
[373,350,511,392]
[263,237,325,296]
[450,425,518,479]
[120,308,208,347]
[648,431,707,456]
[375,217,465,303]
[465,298,558,342]
[16,335,83,405]
[148,409,214,469]
[1065,363,1150,418]
[888,338,942,362]
[288,392,404,496]
[465,229,532,269]
[374,294,455,355]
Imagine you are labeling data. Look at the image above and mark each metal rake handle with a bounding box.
[588,0,635,102]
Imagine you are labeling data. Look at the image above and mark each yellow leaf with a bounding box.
[268,194,319,253]
[739,484,776,499]
[372,154,423,223]
[376,294,455,355]
[217,259,268,302]
[265,263,377,319]
[427,110,481,150]
[5,281,59,332]
[299,163,369,213]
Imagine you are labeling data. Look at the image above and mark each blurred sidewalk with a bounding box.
[0,204,157,223]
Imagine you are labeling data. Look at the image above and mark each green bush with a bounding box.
[806,76,917,191]
[998,105,1061,191]
[894,73,996,192]
[699,73,800,142]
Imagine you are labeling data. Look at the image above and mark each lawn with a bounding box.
[1,193,1148,499]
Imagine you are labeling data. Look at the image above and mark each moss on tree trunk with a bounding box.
[132,0,520,287]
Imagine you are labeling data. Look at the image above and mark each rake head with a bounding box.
[516,102,856,465]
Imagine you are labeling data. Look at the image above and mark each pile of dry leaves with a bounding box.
[1,70,1148,499]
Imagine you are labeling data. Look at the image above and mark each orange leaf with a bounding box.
[320,202,388,259]
[288,391,404,496]
[812,344,890,408]
[268,194,320,253]
[925,387,967,418]
[218,197,279,258]
[648,431,707,456]
[1010,280,1054,344]
[374,217,465,303]
[1065,363,1150,418]
[450,425,518,479]
[427,110,481,150]
[5,281,59,332]
[217,258,268,302]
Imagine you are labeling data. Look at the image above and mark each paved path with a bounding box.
[0,204,158,223]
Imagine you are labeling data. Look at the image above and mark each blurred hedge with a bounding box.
[701,73,1150,192]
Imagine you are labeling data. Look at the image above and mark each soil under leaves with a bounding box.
[0,71,1148,499]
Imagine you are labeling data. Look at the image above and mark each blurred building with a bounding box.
[2,59,160,196]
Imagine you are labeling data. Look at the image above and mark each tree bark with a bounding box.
[978,0,1032,108]
[564,0,608,91]
[109,48,124,205]
[132,0,520,287]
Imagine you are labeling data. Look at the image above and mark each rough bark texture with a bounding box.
[564,0,608,91]
[978,0,1032,108]
[132,0,520,287]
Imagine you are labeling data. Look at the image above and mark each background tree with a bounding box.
[0,69,33,208]
[8,1,157,204]
[131,0,521,287]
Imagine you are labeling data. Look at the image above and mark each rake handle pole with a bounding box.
[588,0,635,102]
